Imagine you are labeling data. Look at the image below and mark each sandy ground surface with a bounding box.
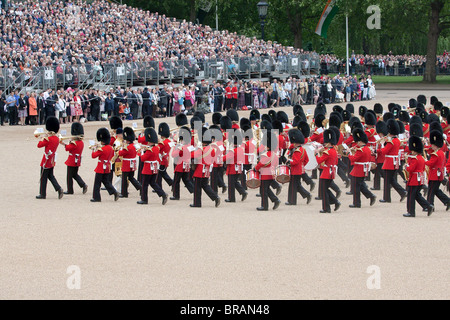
[1,88,449,300]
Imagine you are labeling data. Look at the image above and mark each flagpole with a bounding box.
[346,14,349,76]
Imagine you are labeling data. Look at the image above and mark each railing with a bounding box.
[1,53,320,94]
[320,62,450,76]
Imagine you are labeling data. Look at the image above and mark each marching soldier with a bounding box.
[378,119,407,203]
[36,116,64,199]
[403,136,434,217]
[138,128,168,205]
[223,129,248,203]
[108,115,123,186]
[61,122,87,195]
[118,127,141,198]
[157,122,174,189]
[254,130,281,211]
[209,124,227,194]
[372,121,388,191]
[190,127,221,208]
[137,115,155,185]
[91,128,119,202]
[240,120,256,190]
[170,126,194,200]
[297,120,315,192]
[315,129,341,213]
[347,128,376,208]
[285,129,312,206]
[425,130,450,212]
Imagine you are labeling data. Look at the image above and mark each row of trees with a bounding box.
[122,0,450,83]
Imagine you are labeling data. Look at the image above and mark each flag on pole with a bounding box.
[315,0,339,38]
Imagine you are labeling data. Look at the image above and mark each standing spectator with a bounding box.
[105,92,115,118]
[0,89,6,126]
[6,92,17,125]
[141,88,151,117]
[18,93,27,126]
[28,92,38,125]
[37,92,46,125]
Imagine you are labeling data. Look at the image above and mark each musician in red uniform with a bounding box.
[209,124,227,194]
[298,120,315,191]
[61,122,87,195]
[156,122,174,189]
[285,129,312,206]
[118,127,141,198]
[224,82,232,111]
[190,127,221,208]
[425,130,450,212]
[139,128,168,205]
[315,129,341,213]
[347,128,376,208]
[137,115,156,185]
[107,115,123,185]
[36,116,64,200]
[329,113,350,189]
[91,128,119,202]
[378,119,407,203]
[372,121,388,190]
[223,129,248,202]
[254,131,281,211]
[403,136,434,217]
[364,111,378,181]
[310,113,325,180]
[231,82,238,110]
[240,121,256,190]
[171,126,194,200]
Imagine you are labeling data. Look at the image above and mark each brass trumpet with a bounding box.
[60,135,84,141]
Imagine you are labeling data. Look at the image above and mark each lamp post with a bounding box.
[257,1,269,41]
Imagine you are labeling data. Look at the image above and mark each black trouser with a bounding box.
[383,169,406,202]
[287,175,310,205]
[211,166,226,193]
[227,173,246,202]
[398,160,406,181]
[372,163,383,190]
[40,167,62,197]
[317,169,339,198]
[108,163,115,185]
[66,166,86,194]
[0,106,5,125]
[193,177,218,207]
[93,172,116,201]
[138,158,143,186]
[121,171,141,197]
[260,179,278,210]
[301,173,313,186]
[427,180,449,207]
[343,157,351,175]
[352,176,375,207]
[337,159,350,184]
[91,105,100,121]
[311,168,318,179]
[320,178,338,212]
[172,171,194,199]
[131,105,138,120]
[240,164,252,190]
[141,174,165,203]
[156,165,173,188]
[8,106,17,125]
[407,185,430,215]
[38,108,46,124]
[142,104,151,117]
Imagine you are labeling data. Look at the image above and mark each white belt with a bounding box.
[69,153,81,164]
[144,161,159,171]
[413,172,426,183]
[98,159,110,171]
[323,164,337,176]
[386,155,399,167]
[355,162,371,176]
[123,158,137,169]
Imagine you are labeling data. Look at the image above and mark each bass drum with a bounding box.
[246,169,261,189]
[304,143,318,171]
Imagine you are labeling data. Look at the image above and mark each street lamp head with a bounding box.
[257,1,269,20]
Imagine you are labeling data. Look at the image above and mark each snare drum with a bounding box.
[275,165,290,184]
[246,169,261,189]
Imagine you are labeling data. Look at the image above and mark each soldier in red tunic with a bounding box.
[378,119,407,203]
[315,129,341,213]
[137,115,156,185]
[239,119,256,191]
[171,126,194,200]
[285,129,312,206]
[372,121,388,190]
[118,127,141,198]
[404,136,434,217]
[91,128,119,202]
[138,128,168,205]
[254,130,281,211]
[60,122,87,195]
[107,116,123,186]
[190,127,221,208]
[36,116,64,199]
[223,129,247,203]
[425,130,450,212]
[347,128,376,208]
[156,122,174,189]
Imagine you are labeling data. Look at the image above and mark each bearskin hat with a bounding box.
[158,122,170,138]
[96,127,111,145]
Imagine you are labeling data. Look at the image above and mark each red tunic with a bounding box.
[172,145,192,173]
[231,85,238,99]
[191,145,215,178]
[223,146,245,175]
[158,138,172,167]
[288,147,309,175]
[255,150,278,180]
[378,138,401,170]
[349,146,372,177]
[92,145,114,174]
[64,140,84,167]
[140,145,160,175]
[243,139,256,165]
[118,144,138,172]
[406,155,426,186]
[425,150,446,181]
[38,135,59,169]
[316,148,338,180]
[310,128,324,144]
